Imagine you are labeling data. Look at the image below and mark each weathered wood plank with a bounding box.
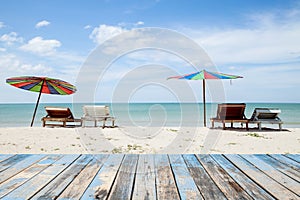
[285,154,300,163]
[31,155,93,199]
[255,154,300,182]
[4,155,80,199]
[270,154,300,172]
[132,154,156,200]
[58,155,109,199]
[169,155,203,200]
[241,154,300,195]
[0,155,14,163]
[182,154,226,199]
[0,154,31,172]
[0,155,45,184]
[225,154,299,199]
[211,154,275,199]
[196,155,252,199]
[0,155,62,198]
[154,154,180,200]
[81,154,124,199]
[108,154,139,200]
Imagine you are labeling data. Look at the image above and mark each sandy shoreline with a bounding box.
[0,126,299,154]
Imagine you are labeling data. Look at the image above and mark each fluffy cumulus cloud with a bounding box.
[89,24,125,44]
[0,32,23,45]
[19,36,61,56]
[35,20,50,28]
[0,22,5,28]
[189,9,300,66]
[0,53,53,73]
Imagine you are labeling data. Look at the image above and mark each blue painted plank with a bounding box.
[0,155,62,198]
[211,154,275,199]
[31,155,93,199]
[270,154,300,172]
[132,154,156,200]
[182,154,226,200]
[242,155,300,195]
[285,154,300,163]
[4,155,79,199]
[0,155,45,184]
[81,154,124,199]
[0,155,14,163]
[108,154,139,200]
[169,155,203,199]
[58,155,109,199]
[0,155,31,172]
[225,154,299,199]
[197,155,252,199]
[255,155,300,182]
[154,154,180,200]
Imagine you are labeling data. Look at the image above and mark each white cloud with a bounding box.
[0,22,5,28]
[35,20,50,28]
[20,36,61,56]
[0,47,6,52]
[136,21,144,26]
[89,24,125,44]
[0,53,53,73]
[0,32,23,45]
[187,9,300,66]
[84,25,91,29]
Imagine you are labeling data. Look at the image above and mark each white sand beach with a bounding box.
[0,126,299,154]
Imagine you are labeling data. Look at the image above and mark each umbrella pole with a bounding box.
[30,80,44,127]
[203,79,206,127]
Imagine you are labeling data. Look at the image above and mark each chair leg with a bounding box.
[211,120,214,128]
[222,121,226,130]
[102,119,106,129]
[112,119,115,128]
[231,122,233,128]
[246,122,249,131]
[279,123,282,131]
[258,123,262,131]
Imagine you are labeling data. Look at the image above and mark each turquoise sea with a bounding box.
[0,103,299,128]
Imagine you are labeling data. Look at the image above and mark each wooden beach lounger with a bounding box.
[249,108,283,130]
[42,107,82,127]
[81,105,115,128]
[210,103,249,130]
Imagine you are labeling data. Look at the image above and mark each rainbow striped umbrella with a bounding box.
[168,70,243,127]
[6,76,77,126]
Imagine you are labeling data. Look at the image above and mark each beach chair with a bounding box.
[249,108,283,130]
[42,107,82,127]
[210,103,249,130]
[81,105,115,128]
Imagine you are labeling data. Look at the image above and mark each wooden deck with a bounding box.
[0,154,299,199]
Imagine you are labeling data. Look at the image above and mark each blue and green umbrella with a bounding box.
[168,70,243,127]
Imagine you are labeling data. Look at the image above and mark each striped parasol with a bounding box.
[168,70,243,127]
[6,76,77,126]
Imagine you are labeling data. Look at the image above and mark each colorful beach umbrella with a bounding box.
[168,70,243,127]
[6,76,77,126]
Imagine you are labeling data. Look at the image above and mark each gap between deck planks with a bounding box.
[0,154,299,199]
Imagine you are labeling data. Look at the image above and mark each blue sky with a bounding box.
[0,0,300,103]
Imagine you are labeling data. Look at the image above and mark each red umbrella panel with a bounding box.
[168,70,243,127]
[6,76,77,126]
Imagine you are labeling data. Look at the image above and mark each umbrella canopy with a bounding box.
[168,70,243,127]
[6,76,76,126]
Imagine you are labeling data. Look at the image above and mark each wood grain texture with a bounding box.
[197,155,252,200]
[132,154,156,200]
[226,154,300,199]
[155,154,180,200]
[0,154,298,199]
